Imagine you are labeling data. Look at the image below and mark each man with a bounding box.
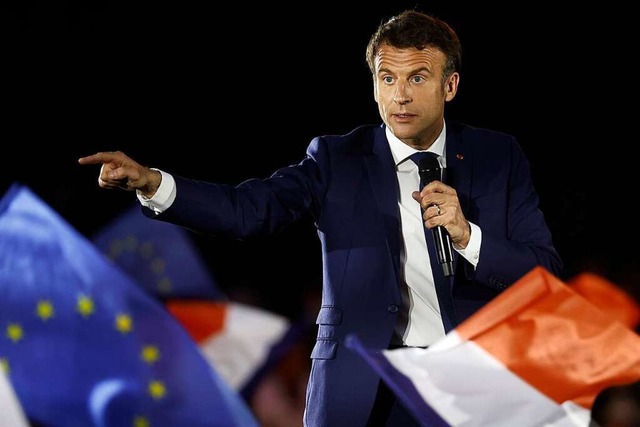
[79,9,562,427]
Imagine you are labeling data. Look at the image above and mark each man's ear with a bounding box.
[372,75,379,103]
[444,72,459,102]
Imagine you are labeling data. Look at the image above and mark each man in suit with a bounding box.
[79,9,562,427]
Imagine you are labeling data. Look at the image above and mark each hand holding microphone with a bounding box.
[412,154,471,276]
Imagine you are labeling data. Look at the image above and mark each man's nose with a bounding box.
[393,83,412,104]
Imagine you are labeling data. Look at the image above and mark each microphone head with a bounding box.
[417,155,442,184]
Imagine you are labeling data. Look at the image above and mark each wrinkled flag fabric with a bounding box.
[92,203,225,300]
[0,183,258,427]
[166,299,298,397]
[347,266,640,427]
[92,203,301,399]
[567,271,640,331]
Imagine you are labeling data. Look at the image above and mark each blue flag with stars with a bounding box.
[91,203,308,404]
[0,183,259,427]
[92,203,226,301]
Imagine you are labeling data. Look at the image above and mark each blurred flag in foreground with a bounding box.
[567,271,640,331]
[92,204,301,398]
[0,369,29,427]
[92,204,225,300]
[347,266,640,427]
[0,184,258,426]
[166,299,299,398]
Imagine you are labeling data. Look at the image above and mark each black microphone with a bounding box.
[416,155,454,277]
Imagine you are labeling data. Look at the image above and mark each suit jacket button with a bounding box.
[387,305,399,313]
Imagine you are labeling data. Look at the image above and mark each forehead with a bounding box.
[374,44,446,73]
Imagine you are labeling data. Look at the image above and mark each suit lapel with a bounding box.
[364,126,402,282]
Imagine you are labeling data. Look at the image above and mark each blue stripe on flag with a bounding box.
[345,334,451,427]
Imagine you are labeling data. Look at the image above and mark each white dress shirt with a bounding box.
[386,123,481,346]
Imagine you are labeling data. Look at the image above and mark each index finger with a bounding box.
[424,180,454,194]
[77,152,119,165]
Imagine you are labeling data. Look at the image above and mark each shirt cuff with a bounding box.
[136,169,176,214]
[454,222,481,268]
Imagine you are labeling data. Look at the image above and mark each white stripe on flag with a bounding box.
[198,302,290,390]
[383,332,591,426]
[348,267,640,427]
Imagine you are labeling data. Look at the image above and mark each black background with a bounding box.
[2,1,637,319]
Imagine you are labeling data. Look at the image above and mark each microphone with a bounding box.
[416,155,454,277]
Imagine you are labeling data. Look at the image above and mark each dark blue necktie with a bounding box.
[409,152,456,333]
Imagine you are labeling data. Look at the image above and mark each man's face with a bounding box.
[373,44,458,150]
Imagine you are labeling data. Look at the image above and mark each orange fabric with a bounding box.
[567,272,640,330]
[456,267,640,409]
[165,299,227,343]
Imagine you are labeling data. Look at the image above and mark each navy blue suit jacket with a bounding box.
[145,121,562,426]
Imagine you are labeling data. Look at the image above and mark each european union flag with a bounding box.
[91,204,305,401]
[92,203,226,301]
[0,184,259,427]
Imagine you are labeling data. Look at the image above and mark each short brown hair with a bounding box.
[366,10,462,81]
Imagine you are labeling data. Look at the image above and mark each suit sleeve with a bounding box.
[470,140,563,289]
[141,143,324,240]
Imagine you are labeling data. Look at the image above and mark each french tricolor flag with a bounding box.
[347,266,640,427]
[165,299,299,399]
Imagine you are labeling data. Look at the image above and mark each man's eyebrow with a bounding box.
[377,66,432,75]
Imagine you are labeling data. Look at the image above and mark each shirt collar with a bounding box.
[386,122,447,168]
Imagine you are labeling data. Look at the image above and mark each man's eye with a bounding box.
[411,76,425,83]
[383,76,394,84]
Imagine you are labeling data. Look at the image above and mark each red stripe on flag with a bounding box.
[456,266,640,409]
[568,272,640,330]
[165,299,227,343]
